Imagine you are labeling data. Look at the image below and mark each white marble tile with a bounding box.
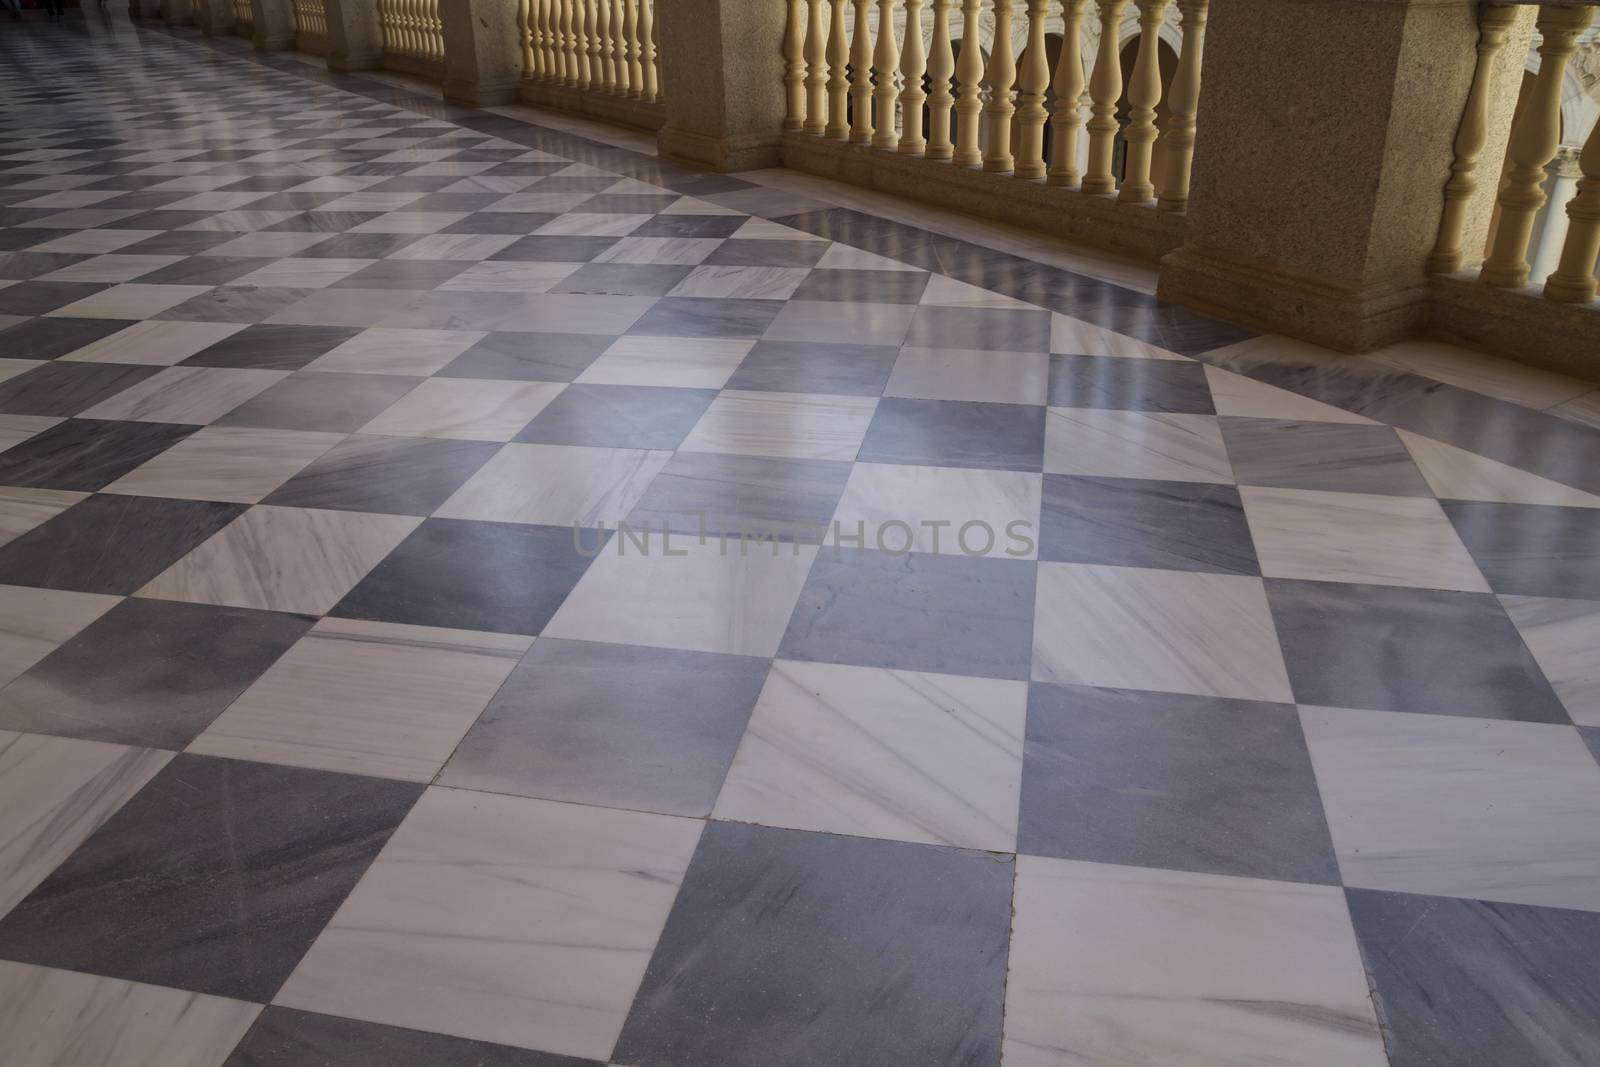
[0,487,86,549]
[1501,596,1600,728]
[1003,856,1386,1067]
[576,335,754,390]
[658,195,741,215]
[812,244,919,271]
[1398,429,1600,507]
[1033,563,1293,702]
[0,585,121,689]
[0,960,260,1067]
[713,660,1026,850]
[435,260,581,293]
[1044,408,1234,483]
[317,191,426,212]
[486,190,595,213]
[350,211,470,234]
[229,257,375,289]
[593,236,726,265]
[159,190,275,211]
[666,265,810,300]
[198,231,330,258]
[14,189,120,209]
[1301,705,1600,912]
[534,212,651,237]
[138,505,420,615]
[45,283,213,319]
[1202,365,1376,424]
[0,360,36,389]
[189,619,530,782]
[729,218,826,241]
[386,233,521,261]
[545,532,818,658]
[24,229,157,254]
[1050,313,1185,360]
[359,378,566,441]
[59,320,247,366]
[103,427,344,504]
[436,443,671,527]
[885,345,1049,405]
[1371,338,1594,410]
[831,462,1041,559]
[0,732,172,914]
[0,415,59,454]
[39,254,182,284]
[304,327,485,376]
[919,275,1038,310]
[1241,486,1490,592]
[680,390,878,461]
[79,366,286,425]
[1551,390,1600,429]
[276,788,701,1060]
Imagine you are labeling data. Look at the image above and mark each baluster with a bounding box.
[587,0,604,88]
[639,0,658,101]
[925,0,955,159]
[1545,114,1600,302]
[561,0,576,85]
[983,0,1017,171]
[872,0,902,149]
[1048,0,1089,185]
[1427,4,1517,271]
[898,0,928,153]
[805,0,829,134]
[784,0,807,130]
[624,0,641,96]
[825,0,851,138]
[1157,0,1207,210]
[596,0,613,91]
[1083,0,1128,193]
[518,0,533,76]
[612,0,627,88]
[569,0,585,85]
[952,0,983,166]
[850,0,875,143]
[1118,0,1170,202]
[540,0,556,79]
[1014,0,1050,177]
[1482,4,1592,287]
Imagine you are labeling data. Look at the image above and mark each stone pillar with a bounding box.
[1528,146,1583,285]
[250,0,297,49]
[656,0,788,171]
[161,0,196,24]
[194,0,235,34]
[326,0,384,71]
[1157,0,1534,352]
[442,0,523,105]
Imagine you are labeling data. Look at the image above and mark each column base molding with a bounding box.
[1428,273,1600,380]
[1157,249,1429,353]
[328,50,383,72]
[444,79,521,106]
[519,81,667,133]
[658,126,782,173]
[253,32,297,51]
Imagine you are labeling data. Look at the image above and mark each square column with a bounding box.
[1157,0,1534,351]
[325,0,384,71]
[441,0,523,106]
[249,0,298,50]
[194,0,235,34]
[656,0,789,171]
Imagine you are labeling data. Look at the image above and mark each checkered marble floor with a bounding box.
[3,17,1600,1067]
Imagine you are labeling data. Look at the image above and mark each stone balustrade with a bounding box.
[517,0,666,129]
[377,0,447,78]
[290,0,330,53]
[231,0,254,34]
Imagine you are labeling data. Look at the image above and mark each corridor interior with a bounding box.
[1,12,1599,1067]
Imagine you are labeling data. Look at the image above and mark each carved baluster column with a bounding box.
[925,0,956,159]
[825,0,851,136]
[1481,3,1592,288]
[952,0,983,166]
[595,0,613,89]
[1545,118,1600,302]
[639,0,657,100]
[1156,0,1207,211]
[872,0,902,149]
[850,0,875,143]
[899,0,928,153]
[1118,0,1171,202]
[982,0,1017,171]
[784,0,807,129]
[1047,0,1089,186]
[1014,0,1051,178]
[623,0,641,95]
[1083,0,1128,193]
[805,0,830,134]
[611,0,627,88]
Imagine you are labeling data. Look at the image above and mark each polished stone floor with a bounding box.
[3,14,1600,1067]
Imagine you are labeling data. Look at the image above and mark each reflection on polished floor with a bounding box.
[2,15,1600,1067]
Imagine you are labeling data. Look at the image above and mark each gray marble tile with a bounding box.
[1443,500,1600,599]
[722,339,898,396]
[1501,595,1600,728]
[779,547,1036,680]
[514,383,716,449]
[1047,352,1214,412]
[226,1007,601,1067]
[614,822,1012,1067]
[903,305,1051,352]
[180,324,366,371]
[437,330,611,381]
[0,486,85,549]
[1267,579,1568,722]
[1348,888,1600,1067]
[859,397,1046,472]
[59,320,249,366]
[1044,408,1233,482]
[1003,857,1385,1067]
[627,296,785,339]
[623,451,851,540]
[0,753,422,1001]
[212,371,421,433]
[0,585,120,690]
[439,638,768,817]
[0,960,261,1067]
[1040,475,1259,574]
[79,366,286,425]
[0,597,313,748]
[277,788,701,1060]
[1221,417,1432,496]
[762,299,916,347]
[0,361,164,418]
[262,434,500,515]
[1302,705,1600,911]
[359,378,565,441]
[1020,683,1339,883]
